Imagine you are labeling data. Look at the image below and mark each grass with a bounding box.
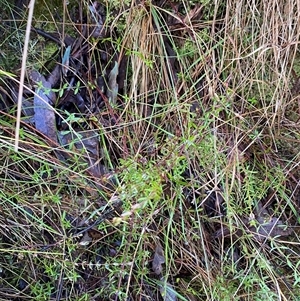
[0,0,300,300]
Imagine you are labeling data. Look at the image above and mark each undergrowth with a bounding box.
[0,0,300,300]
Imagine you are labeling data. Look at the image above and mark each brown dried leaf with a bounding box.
[152,243,165,275]
[107,61,119,105]
[183,4,203,23]
[252,216,293,241]
[214,216,292,241]
[79,232,92,246]
[159,277,178,301]
[30,70,57,142]
[58,130,106,177]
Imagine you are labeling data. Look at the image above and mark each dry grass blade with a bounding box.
[15,0,35,151]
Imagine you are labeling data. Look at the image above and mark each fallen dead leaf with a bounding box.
[152,243,165,275]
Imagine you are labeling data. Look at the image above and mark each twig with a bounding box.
[15,0,36,151]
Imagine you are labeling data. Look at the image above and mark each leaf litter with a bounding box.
[30,70,58,143]
[152,243,165,275]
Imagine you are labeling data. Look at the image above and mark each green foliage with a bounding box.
[30,281,54,301]
[118,157,163,210]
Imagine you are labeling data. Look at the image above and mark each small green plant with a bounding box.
[118,157,163,210]
[30,281,54,301]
